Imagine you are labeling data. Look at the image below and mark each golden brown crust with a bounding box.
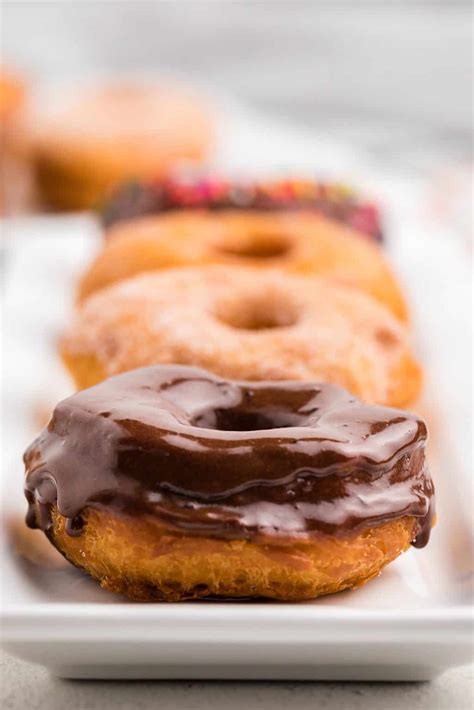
[0,70,33,215]
[44,505,416,601]
[62,266,422,407]
[79,210,408,320]
[32,84,214,210]
[0,70,24,123]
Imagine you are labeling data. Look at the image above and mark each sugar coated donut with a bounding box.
[78,210,407,320]
[63,265,421,407]
[24,365,434,601]
[32,82,214,210]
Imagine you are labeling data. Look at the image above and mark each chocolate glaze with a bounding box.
[24,366,434,546]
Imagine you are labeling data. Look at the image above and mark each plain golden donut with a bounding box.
[32,83,214,210]
[78,210,408,320]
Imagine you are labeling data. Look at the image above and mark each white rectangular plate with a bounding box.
[1,111,473,680]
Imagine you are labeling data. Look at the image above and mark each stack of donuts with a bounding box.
[24,174,434,602]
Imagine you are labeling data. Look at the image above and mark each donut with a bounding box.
[31,82,214,210]
[63,265,421,407]
[101,175,383,241]
[0,69,24,124]
[24,365,434,601]
[77,210,407,320]
[0,69,32,214]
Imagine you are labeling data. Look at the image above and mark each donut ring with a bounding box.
[78,210,407,320]
[24,365,434,602]
[63,265,421,407]
[32,83,214,210]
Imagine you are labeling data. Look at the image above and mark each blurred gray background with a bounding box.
[3,0,473,168]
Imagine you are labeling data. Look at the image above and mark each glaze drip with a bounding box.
[24,365,434,545]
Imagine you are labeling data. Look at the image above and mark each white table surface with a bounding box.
[1,651,472,710]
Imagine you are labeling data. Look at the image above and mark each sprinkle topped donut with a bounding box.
[24,365,434,601]
[64,265,421,407]
[102,175,383,242]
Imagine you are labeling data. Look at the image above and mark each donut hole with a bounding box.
[215,293,299,331]
[216,230,292,260]
[193,407,301,432]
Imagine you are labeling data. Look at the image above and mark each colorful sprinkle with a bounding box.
[102,174,383,241]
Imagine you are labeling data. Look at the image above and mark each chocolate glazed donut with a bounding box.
[24,365,434,601]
